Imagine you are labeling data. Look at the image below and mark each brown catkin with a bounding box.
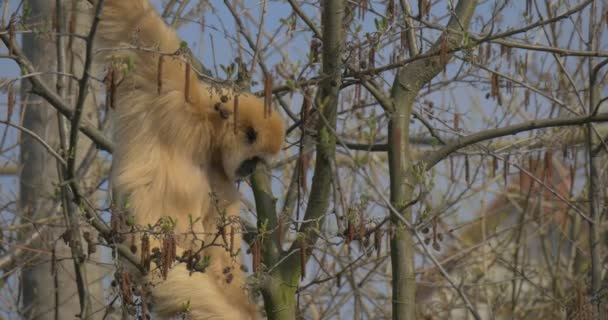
[464,155,470,184]
[264,73,273,117]
[503,155,510,186]
[8,18,15,55]
[358,212,366,241]
[119,272,133,305]
[544,151,553,180]
[141,233,150,272]
[184,62,191,103]
[439,35,449,67]
[157,56,164,94]
[161,234,176,280]
[229,224,235,255]
[106,68,116,109]
[368,46,376,69]
[374,228,382,259]
[233,95,239,133]
[491,73,500,98]
[7,87,14,119]
[347,218,354,244]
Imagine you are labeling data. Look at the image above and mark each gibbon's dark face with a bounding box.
[218,94,285,181]
[235,157,262,178]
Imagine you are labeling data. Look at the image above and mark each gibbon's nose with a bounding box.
[236,157,261,178]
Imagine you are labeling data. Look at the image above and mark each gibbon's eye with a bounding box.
[245,127,257,144]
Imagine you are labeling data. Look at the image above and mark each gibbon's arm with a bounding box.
[97,0,238,116]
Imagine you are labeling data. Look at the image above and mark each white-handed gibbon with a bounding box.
[96,0,285,319]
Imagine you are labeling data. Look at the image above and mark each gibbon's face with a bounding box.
[216,95,285,181]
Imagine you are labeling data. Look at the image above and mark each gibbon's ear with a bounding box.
[97,0,222,116]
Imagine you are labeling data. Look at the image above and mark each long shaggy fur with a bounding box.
[96,1,285,319]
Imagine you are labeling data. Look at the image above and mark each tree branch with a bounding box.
[424,112,608,169]
[0,32,113,152]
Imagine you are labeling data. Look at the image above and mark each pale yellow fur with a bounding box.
[96,0,285,319]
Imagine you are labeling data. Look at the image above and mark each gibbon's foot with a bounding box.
[214,102,233,119]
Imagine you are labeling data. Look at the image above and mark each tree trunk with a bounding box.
[20,1,106,319]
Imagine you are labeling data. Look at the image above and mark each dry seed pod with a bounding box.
[7,86,14,120]
[569,163,575,192]
[439,35,449,67]
[8,18,15,55]
[184,62,191,102]
[157,55,164,94]
[358,213,366,241]
[464,155,470,184]
[503,156,510,185]
[141,233,150,272]
[544,151,553,180]
[233,96,239,133]
[161,234,176,280]
[251,239,260,273]
[264,73,273,117]
[519,166,525,192]
[420,0,431,18]
[386,0,395,21]
[105,68,116,110]
[229,225,235,255]
[491,73,499,98]
[374,228,382,258]
[368,46,376,69]
[359,0,368,19]
[119,272,133,305]
[347,219,355,244]
[138,287,149,318]
[485,43,491,61]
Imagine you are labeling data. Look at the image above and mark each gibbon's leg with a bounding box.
[200,175,259,319]
[148,264,254,320]
[147,195,257,320]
